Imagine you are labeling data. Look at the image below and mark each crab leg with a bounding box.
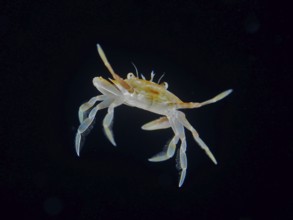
[176,111,217,164]
[141,116,170,130]
[193,89,232,107]
[75,99,113,156]
[169,116,188,187]
[102,99,124,146]
[97,44,133,92]
[78,95,107,123]
[93,77,121,97]
[178,89,233,109]
[148,135,179,162]
[142,117,177,161]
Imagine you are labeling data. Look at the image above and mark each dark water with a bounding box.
[1,1,291,219]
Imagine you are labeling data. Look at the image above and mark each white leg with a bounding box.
[143,117,177,161]
[192,89,233,108]
[145,115,188,186]
[93,77,121,97]
[176,111,217,164]
[148,135,179,162]
[75,99,112,156]
[168,117,188,187]
[96,45,133,93]
[102,99,124,146]
[96,44,117,79]
[78,95,107,123]
[141,117,170,130]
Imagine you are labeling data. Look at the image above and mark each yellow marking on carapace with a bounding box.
[126,78,183,104]
[148,88,160,95]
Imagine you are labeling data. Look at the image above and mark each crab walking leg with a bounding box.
[192,89,233,108]
[148,135,179,162]
[169,116,188,187]
[78,95,107,123]
[142,116,177,161]
[177,111,217,164]
[93,77,121,97]
[75,99,112,156]
[178,89,233,109]
[102,99,124,146]
[141,116,170,130]
[97,44,133,92]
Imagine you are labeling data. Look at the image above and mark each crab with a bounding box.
[75,44,232,187]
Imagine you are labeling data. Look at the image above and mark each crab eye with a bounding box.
[161,82,168,89]
[127,72,135,79]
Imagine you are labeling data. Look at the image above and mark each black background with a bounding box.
[1,1,291,219]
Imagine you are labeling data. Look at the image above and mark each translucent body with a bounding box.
[75,44,232,187]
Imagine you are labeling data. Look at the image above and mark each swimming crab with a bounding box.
[75,44,232,187]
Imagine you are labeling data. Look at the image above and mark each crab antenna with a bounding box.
[150,71,155,82]
[158,73,165,84]
[131,62,139,78]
